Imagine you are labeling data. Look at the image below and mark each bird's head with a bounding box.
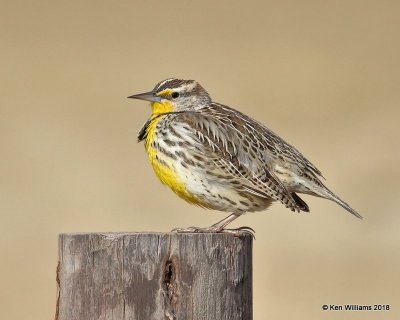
[128,78,211,115]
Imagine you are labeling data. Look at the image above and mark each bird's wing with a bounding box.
[210,103,326,186]
[171,109,308,212]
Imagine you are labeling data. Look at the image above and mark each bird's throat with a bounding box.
[151,101,174,116]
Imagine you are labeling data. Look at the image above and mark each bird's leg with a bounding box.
[209,213,255,238]
[172,213,255,238]
[208,213,242,231]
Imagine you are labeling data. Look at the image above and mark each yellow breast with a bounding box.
[144,102,207,207]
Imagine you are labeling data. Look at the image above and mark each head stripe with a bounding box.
[154,78,196,93]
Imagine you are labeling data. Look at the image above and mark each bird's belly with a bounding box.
[148,152,262,212]
[186,171,273,212]
[145,125,271,213]
[164,161,271,213]
[148,152,206,206]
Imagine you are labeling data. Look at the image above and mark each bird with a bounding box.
[128,78,362,234]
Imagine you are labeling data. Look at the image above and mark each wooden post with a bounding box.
[56,233,252,320]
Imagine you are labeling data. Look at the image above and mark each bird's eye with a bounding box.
[171,92,180,99]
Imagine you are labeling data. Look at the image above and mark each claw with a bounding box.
[219,227,255,239]
[171,226,255,239]
[233,226,256,239]
[171,226,200,233]
[236,226,255,233]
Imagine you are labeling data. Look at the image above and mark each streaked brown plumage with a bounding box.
[128,78,362,233]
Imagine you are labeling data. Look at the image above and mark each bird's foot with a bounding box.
[171,226,255,239]
[222,226,256,239]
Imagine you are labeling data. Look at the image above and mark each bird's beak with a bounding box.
[127,91,162,103]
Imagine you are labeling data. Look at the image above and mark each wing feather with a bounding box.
[172,110,306,212]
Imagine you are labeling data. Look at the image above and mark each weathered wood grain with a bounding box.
[56,233,252,320]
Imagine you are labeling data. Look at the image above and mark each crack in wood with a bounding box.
[162,258,177,320]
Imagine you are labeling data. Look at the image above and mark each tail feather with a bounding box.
[318,187,363,219]
[328,191,363,219]
[291,193,310,212]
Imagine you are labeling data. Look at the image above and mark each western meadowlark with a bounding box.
[128,78,362,234]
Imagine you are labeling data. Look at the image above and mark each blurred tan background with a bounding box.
[1,0,399,319]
